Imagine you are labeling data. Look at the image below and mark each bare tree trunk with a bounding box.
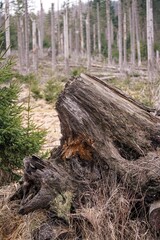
[5,0,11,57]
[134,0,141,66]
[118,0,122,69]
[63,6,69,75]
[97,2,101,59]
[93,24,96,53]
[24,0,29,72]
[79,0,84,56]
[32,19,38,72]
[75,10,79,64]
[17,16,24,72]
[146,0,154,80]
[86,4,91,70]
[106,0,112,64]
[123,12,127,67]
[156,50,159,68]
[131,1,136,66]
[51,3,56,71]
[111,20,114,45]
[57,1,61,56]
[38,2,44,58]
[69,28,73,58]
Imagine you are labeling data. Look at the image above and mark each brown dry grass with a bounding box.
[72,183,154,240]
[0,175,157,240]
[0,184,48,240]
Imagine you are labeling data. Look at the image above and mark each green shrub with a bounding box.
[44,79,64,104]
[0,83,45,181]
[71,66,86,77]
[30,79,43,100]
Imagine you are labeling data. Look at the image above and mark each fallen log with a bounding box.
[11,73,160,234]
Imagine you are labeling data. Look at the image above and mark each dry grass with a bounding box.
[72,184,154,240]
[0,184,47,240]
[0,174,157,240]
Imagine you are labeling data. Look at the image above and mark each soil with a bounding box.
[19,84,61,152]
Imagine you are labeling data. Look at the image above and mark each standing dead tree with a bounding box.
[51,3,56,71]
[5,0,11,56]
[11,73,160,236]
[24,0,29,72]
[146,0,154,80]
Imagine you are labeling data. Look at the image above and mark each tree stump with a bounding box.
[11,73,160,233]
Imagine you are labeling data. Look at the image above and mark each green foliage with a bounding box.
[0,59,15,83]
[31,82,43,100]
[0,83,45,179]
[154,42,160,52]
[140,41,147,60]
[44,78,64,104]
[71,66,86,77]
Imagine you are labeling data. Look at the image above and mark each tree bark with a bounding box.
[134,0,141,66]
[63,6,69,75]
[57,1,61,56]
[106,0,112,64]
[146,0,154,81]
[17,16,24,72]
[97,2,101,59]
[51,3,56,71]
[131,0,136,66]
[123,12,127,67]
[86,4,91,70]
[93,23,96,53]
[24,0,29,72]
[32,19,38,72]
[79,0,84,56]
[5,0,11,57]
[75,10,79,64]
[38,2,44,58]
[118,0,122,70]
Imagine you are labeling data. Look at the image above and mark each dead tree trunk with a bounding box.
[97,2,101,59]
[146,0,154,80]
[93,23,96,53]
[38,2,44,59]
[11,74,160,232]
[118,0,122,70]
[86,5,91,69]
[5,0,11,56]
[17,16,24,72]
[123,12,127,67]
[106,0,112,65]
[63,6,69,75]
[131,0,136,66]
[32,19,38,72]
[51,3,56,71]
[134,0,141,66]
[24,0,29,72]
[79,0,84,56]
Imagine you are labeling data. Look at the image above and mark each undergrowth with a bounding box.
[44,78,64,104]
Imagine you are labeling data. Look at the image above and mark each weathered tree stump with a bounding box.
[11,73,160,233]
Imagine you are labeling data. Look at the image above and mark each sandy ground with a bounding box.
[19,84,61,153]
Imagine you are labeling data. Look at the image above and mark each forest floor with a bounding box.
[19,84,61,152]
